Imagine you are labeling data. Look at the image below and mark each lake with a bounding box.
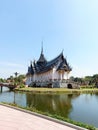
[0,87,98,127]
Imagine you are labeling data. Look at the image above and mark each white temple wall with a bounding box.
[64,72,69,79]
[53,71,59,80]
[26,70,70,85]
[53,71,69,80]
[26,75,33,85]
[33,69,55,82]
[52,67,69,80]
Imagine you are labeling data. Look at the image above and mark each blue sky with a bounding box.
[0,0,98,78]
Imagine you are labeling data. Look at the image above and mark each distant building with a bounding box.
[26,46,72,88]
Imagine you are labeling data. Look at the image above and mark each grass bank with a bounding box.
[15,87,98,94]
[1,102,96,130]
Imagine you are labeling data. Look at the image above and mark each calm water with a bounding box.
[0,87,98,127]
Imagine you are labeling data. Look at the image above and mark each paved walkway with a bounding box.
[0,105,77,130]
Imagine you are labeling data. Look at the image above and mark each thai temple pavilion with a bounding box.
[26,46,72,88]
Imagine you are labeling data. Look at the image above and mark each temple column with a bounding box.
[52,68,56,81]
[60,73,62,81]
[33,74,36,82]
[66,71,69,80]
[59,71,63,81]
[52,69,55,88]
[62,73,64,80]
[62,71,65,79]
[52,69,54,82]
[29,77,31,83]
[30,75,32,82]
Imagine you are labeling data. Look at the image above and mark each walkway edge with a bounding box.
[0,103,87,130]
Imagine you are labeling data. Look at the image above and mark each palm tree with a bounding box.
[14,72,19,77]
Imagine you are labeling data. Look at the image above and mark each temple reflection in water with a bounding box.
[26,93,79,118]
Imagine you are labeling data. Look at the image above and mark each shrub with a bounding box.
[19,84,25,88]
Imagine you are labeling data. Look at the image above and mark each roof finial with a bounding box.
[62,49,64,54]
[30,60,32,65]
[30,60,33,67]
[41,41,43,54]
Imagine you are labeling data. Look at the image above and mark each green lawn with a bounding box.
[15,87,98,93]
